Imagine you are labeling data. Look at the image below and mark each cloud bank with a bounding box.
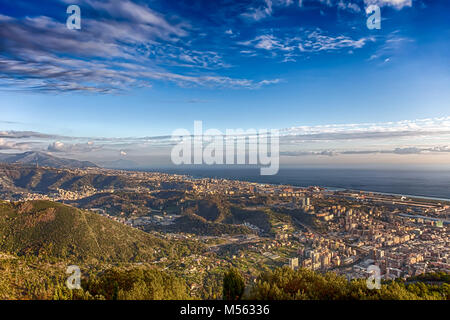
[0,116,449,167]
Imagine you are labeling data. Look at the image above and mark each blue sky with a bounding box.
[0,0,450,167]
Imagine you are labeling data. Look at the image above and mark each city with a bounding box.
[1,162,447,297]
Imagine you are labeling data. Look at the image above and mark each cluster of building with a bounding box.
[291,196,449,280]
[295,235,358,271]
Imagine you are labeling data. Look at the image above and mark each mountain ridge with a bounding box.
[0,151,98,169]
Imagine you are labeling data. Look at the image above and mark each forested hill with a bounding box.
[0,200,200,263]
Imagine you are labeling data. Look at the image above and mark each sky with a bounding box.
[0,0,449,168]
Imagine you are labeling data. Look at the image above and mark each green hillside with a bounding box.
[146,212,254,236]
[0,200,176,263]
[0,254,191,300]
[0,199,208,300]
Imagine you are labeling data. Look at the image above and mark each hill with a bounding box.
[0,164,130,194]
[0,200,179,263]
[0,199,207,300]
[0,151,97,169]
[145,212,254,236]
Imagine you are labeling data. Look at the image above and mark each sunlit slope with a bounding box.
[0,200,170,262]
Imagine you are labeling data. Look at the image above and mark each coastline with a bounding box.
[136,167,450,203]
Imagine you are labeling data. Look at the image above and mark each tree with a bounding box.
[223,268,245,300]
[244,267,449,300]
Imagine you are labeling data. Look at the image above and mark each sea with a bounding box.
[143,167,450,201]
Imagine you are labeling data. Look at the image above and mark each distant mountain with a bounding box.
[0,151,98,169]
[0,200,173,262]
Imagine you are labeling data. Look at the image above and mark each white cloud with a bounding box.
[364,0,412,10]
[0,138,29,150]
[240,29,374,62]
[337,0,361,12]
[292,0,413,11]
[3,117,450,165]
[47,141,100,153]
[280,117,450,138]
[85,0,187,37]
[0,1,282,93]
[241,0,273,21]
[368,32,413,62]
[48,141,66,152]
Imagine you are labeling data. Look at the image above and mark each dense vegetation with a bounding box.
[69,191,163,216]
[0,200,203,300]
[82,267,191,300]
[243,267,450,300]
[0,255,190,300]
[223,268,245,300]
[146,211,254,236]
